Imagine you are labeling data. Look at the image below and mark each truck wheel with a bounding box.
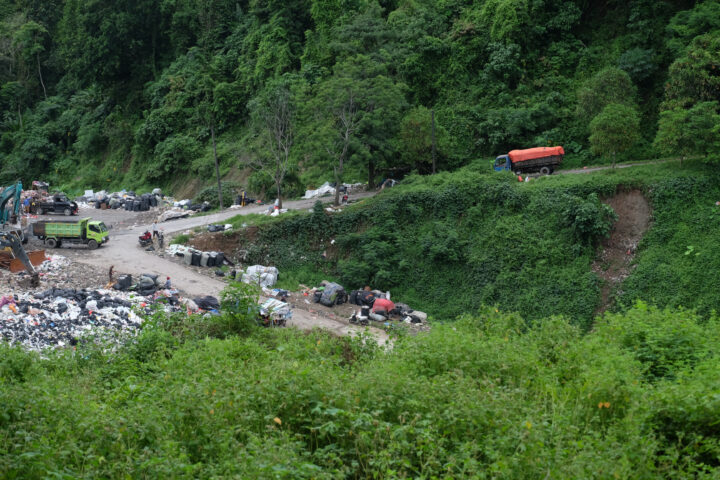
[87,239,98,250]
[46,238,57,248]
[539,166,551,175]
[37,207,44,215]
[64,208,72,216]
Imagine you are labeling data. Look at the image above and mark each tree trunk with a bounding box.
[333,166,341,206]
[276,179,282,209]
[210,116,223,210]
[368,157,375,190]
[37,54,46,100]
[612,151,616,168]
[431,109,437,175]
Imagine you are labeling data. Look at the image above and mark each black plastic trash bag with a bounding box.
[194,296,220,310]
[319,283,347,307]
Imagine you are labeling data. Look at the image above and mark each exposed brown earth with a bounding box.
[592,189,652,315]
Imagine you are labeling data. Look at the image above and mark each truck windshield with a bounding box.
[99,222,108,232]
[494,157,506,167]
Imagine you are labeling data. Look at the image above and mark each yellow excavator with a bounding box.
[0,181,39,286]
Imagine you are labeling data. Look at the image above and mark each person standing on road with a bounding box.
[152,222,158,238]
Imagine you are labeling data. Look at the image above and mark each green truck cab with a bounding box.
[31,217,109,250]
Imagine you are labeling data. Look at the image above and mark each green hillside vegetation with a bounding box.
[4,2,720,476]
[0,1,719,196]
[2,293,720,478]
[232,159,720,326]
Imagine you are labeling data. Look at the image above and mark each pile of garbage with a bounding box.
[258,298,292,327]
[0,289,143,351]
[304,281,348,307]
[173,199,212,212]
[303,182,364,199]
[0,282,222,350]
[113,273,172,296]
[85,190,162,211]
[165,244,231,269]
[301,281,428,326]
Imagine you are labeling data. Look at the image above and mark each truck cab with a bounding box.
[494,155,511,171]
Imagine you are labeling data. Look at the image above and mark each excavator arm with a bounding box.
[0,232,39,287]
[0,181,22,225]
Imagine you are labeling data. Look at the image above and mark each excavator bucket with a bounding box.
[0,231,39,286]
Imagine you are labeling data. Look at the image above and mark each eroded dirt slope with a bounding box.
[593,190,652,315]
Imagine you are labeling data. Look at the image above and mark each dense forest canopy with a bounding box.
[0,0,718,195]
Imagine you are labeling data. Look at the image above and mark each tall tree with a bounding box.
[12,20,48,99]
[576,67,637,121]
[664,32,720,108]
[589,103,641,168]
[249,78,295,208]
[654,102,720,165]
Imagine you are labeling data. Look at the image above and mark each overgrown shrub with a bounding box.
[194,181,239,209]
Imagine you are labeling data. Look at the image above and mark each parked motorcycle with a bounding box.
[138,231,152,247]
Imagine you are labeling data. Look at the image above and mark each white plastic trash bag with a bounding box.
[242,265,279,288]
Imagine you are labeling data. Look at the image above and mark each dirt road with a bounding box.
[55,193,389,343]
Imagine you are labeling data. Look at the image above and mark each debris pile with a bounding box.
[303,182,364,199]
[0,289,142,351]
[172,199,211,212]
[0,284,222,350]
[299,281,428,327]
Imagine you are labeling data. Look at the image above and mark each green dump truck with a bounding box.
[31,217,109,249]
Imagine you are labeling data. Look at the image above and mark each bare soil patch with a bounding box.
[592,189,651,315]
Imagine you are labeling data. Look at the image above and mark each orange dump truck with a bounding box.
[493,146,564,175]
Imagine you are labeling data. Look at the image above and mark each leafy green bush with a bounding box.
[194,181,239,209]
[562,192,618,245]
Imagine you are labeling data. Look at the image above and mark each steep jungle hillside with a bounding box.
[0,1,719,196]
